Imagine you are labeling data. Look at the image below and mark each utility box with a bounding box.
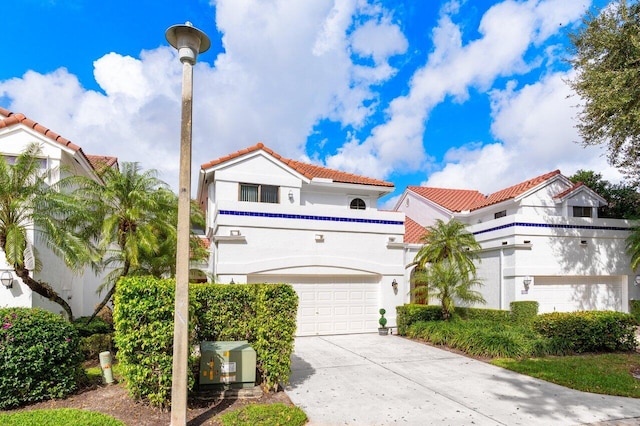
[199,341,256,389]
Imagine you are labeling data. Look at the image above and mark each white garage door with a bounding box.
[533,276,623,313]
[250,275,380,336]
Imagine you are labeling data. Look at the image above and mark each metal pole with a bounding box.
[170,59,193,426]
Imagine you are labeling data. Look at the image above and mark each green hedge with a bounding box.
[73,316,113,337]
[113,278,298,408]
[0,308,83,409]
[510,301,539,324]
[455,307,511,322]
[533,311,638,353]
[396,304,511,335]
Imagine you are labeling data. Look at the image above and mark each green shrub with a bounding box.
[533,311,638,353]
[630,299,640,323]
[0,408,124,426]
[455,307,511,322]
[396,305,442,335]
[0,308,83,409]
[73,316,113,337]
[220,403,307,426]
[510,301,539,324]
[80,333,114,361]
[113,277,197,408]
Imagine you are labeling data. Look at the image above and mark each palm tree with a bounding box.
[410,218,484,318]
[413,260,485,320]
[73,162,207,321]
[0,143,92,320]
[412,219,481,274]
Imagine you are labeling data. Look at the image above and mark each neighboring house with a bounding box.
[0,108,116,318]
[197,143,407,336]
[395,170,640,314]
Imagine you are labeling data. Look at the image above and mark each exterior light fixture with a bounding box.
[523,276,532,292]
[391,279,398,290]
[230,278,235,284]
[288,190,294,202]
[635,275,640,286]
[1,271,13,289]
[166,21,210,426]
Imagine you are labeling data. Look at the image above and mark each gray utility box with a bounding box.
[199,341,256,389]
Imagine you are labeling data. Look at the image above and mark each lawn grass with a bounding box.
[492,352,640,397]
[0,408,124,426]
[220,403,307,426]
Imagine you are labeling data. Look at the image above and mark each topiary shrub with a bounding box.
[0,307,83,409]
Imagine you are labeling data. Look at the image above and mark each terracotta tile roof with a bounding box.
[86,155,119,173]
[201,143,394,188]
[553,182,584,200]
[0,108,115,176]
[404,216,426,244]
[409,170,562,212]
[468,170,561,211]
[407,186,485,212]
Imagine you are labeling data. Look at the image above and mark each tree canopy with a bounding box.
[569,169,640,219]
[569,0,640,183]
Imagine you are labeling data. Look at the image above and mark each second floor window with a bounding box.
[350,198,366,210]
[239,183,279,203]
[572,206,592,218]
[494,210,506,219]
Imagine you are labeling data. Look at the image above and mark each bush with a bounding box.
[533,311,638,353]
[73,316,113,337]
[80,333,114,361]
[0,308,83,409]
[396,305,442,335]
[510,301,539,324]
[630,299,640,323]
[455,307,511,322]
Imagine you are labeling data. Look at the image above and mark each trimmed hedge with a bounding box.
[396,304,511,335]
[455,307,511,322]
[113,277,298,408]
[0,308,83,409]
[630,299,640,323]
[510,301,539,324]
[73,316,113,337]
[533,311,638,353]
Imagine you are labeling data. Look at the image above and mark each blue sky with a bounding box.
[0,0,617,207]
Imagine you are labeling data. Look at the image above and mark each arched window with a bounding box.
[350,198,366,210]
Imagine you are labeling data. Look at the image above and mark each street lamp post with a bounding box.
[165,22,210,426]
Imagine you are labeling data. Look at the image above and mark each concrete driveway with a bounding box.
[285,334,640,426]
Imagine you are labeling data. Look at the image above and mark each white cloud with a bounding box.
[324,0,589,181]
[425,71,622,193]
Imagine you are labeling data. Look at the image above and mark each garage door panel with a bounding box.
[534,276,622,313]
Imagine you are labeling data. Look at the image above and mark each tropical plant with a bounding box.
[0,143,93,320]
[411,219,481,274]
[71,162,205,321]
[413,260,485,320]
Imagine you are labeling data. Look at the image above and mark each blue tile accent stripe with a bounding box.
[473,221,631,236]
[219,209,404,225]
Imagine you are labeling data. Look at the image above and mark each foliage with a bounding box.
[533,311,638,353]
[413,260,485,320]
[80,333,114,361]
[0,408,124,426]
[113,277,197,408]
[73,316,114,337]
[193,283,298,392]
[626,226,640,271]
[569,169,640,219]
[0,143,89,319]
[630,299,640,322]
[396,304,443,335]
[455,307,511,322]
[568,1,640,183]
[492,353,640,398]
[0,308,83,409]
[220,403,307,426]
[113,278,298,407]
[378,308,387,328]
[509,301,539,324]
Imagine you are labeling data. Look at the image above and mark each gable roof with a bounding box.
[0,108,115,178]
[201,143,394,188]
[408,170,563,213]
[86,155,119,173]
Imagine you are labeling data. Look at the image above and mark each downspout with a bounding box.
[499,247,504,310]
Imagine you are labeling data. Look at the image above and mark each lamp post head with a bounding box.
[165,22,211,65]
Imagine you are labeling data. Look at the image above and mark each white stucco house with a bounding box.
[196,143,407,335]
[395,170,640,314]
[0,108,116,318]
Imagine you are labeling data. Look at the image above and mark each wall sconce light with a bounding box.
[1,271,13,289]
[230,278,235,284]
[523,276,532,292]
[635,275,640,286]
[391,279,398,290]
[288,190,294,202]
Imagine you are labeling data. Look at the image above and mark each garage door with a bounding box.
[533,276,623,313]
[250,275,380,336]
